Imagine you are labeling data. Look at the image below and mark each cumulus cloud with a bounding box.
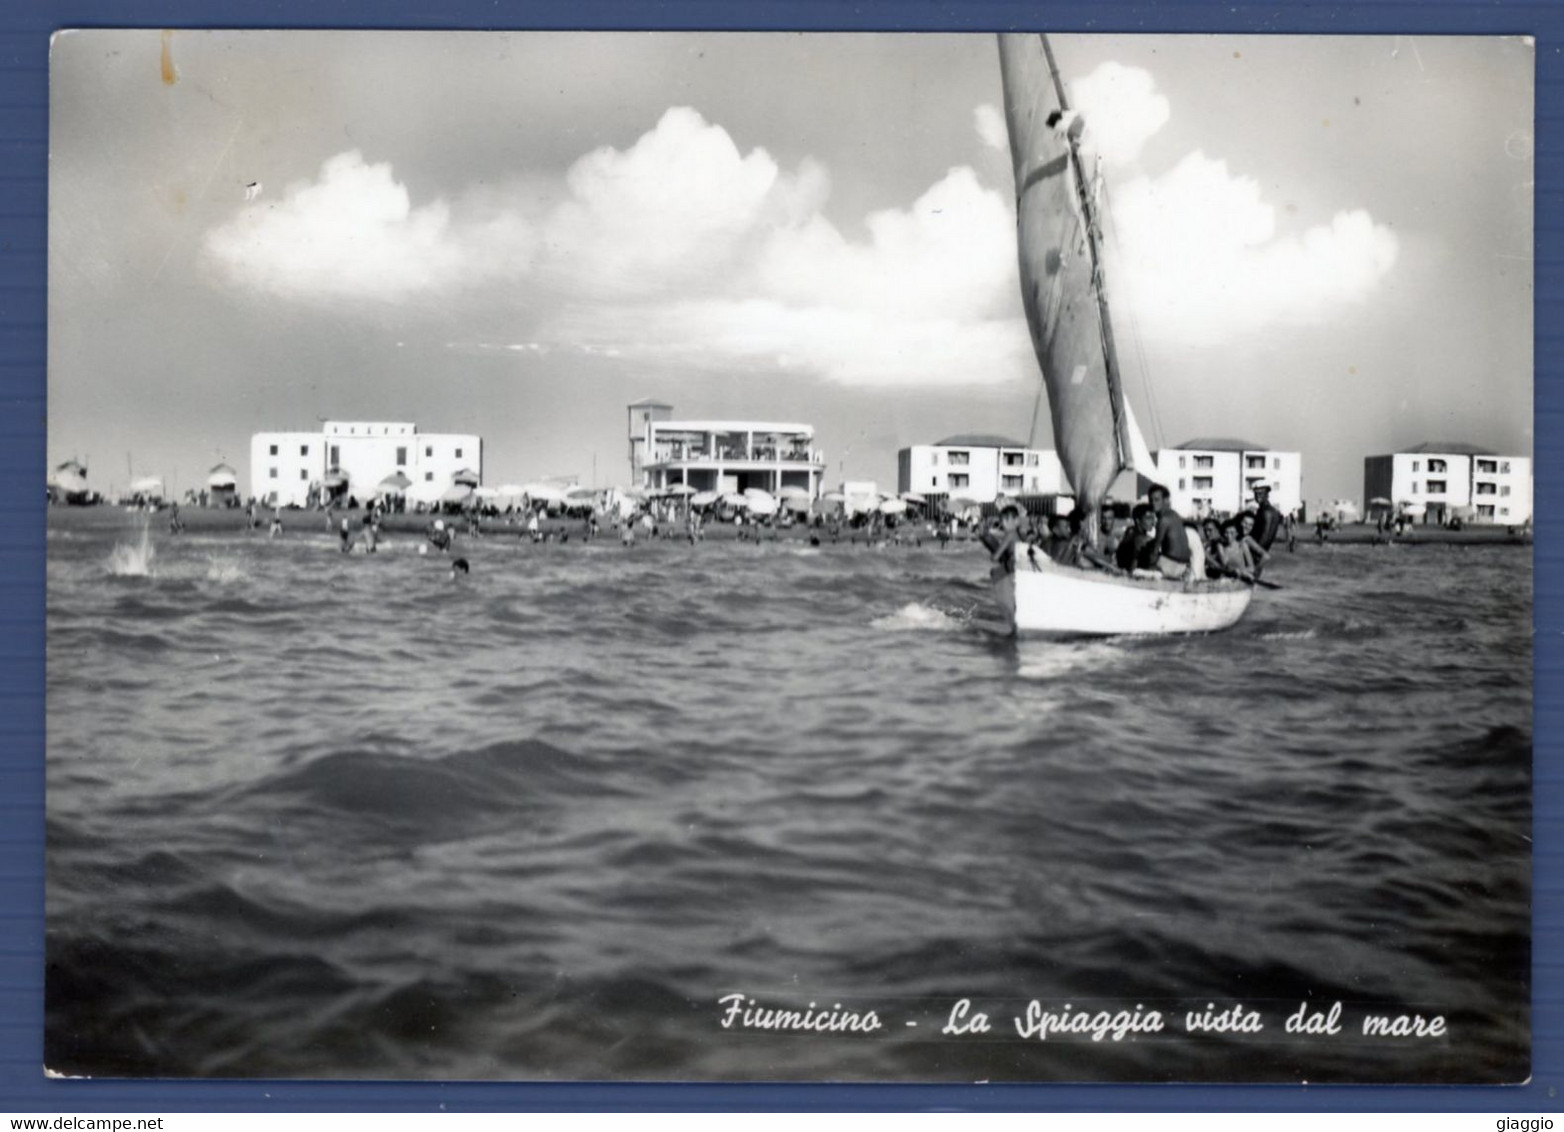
[205,108,1027,386]
[1070,62,1171,168]
[1105,151,1400,347]
[203,151,536,302]
[973,103,1008,150]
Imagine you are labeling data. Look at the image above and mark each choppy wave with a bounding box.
[44,515,1532,1083]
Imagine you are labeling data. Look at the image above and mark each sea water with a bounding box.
[44,511,1531,1082]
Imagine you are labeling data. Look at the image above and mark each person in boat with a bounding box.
[1212,519,1270,583]
[1050,509,1115,571]
[1147,483,1192,580]
[427,518,452,553]
[1250,484,1284,552]
[1115,503,1158,572]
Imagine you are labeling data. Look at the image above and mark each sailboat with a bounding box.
[996,33,1253,636]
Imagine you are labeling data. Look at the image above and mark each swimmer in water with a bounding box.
[450,556,470,579]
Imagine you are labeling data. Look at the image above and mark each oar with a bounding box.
[1247,576,1283,591]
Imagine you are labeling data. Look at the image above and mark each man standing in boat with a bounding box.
[1147,483,1193,580]
[1250,483,1284,552]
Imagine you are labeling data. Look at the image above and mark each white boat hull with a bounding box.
[1004,556,1254,637]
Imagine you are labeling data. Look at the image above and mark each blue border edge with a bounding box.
[2,0,1556,1113]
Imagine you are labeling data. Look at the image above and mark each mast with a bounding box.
[1037,34,1138,478]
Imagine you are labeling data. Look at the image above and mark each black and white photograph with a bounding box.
[44,30,1532,1083]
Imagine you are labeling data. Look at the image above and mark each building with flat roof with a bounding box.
[897,434,1066,504]
[1150,438,1302,518]
[250,420,481,506]
[627,400,826,497]
[1363,442,1531,525]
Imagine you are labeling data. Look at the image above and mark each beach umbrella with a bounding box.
[522,483,568,504]
[776,485,812,500]
[323,467,349,489]
[567,485,599,499]
[473,486,500,500]
[1368,497,1392,508]
[451,468,481,487]
[376,472,411,496]
[720,492,749,509]
[661,483,697,497]
[129,476,165,497]
[900,492,927,504]
[49,468,88,495]
[207,464,239,490]
[879,498,909,515]
[821,491,846,503]
[440,483,474,505]
[690,490,719,507]
[747,495,779,516]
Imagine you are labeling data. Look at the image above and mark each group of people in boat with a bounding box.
[982,482,1287,586]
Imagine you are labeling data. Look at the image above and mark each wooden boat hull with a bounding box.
[1004,556,1254,637]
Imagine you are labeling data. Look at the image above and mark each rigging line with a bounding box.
[1100,177,1167,456]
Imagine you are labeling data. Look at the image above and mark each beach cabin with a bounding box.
[627,400,825,498]
[47,460,92,505]
[207,463,239,507]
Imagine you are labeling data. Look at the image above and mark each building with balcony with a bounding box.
[1363,442,1532,525]
[897,435,1065,504]
[250,420,482,507]
[626,399,826,496]
[1150,438,1303,518]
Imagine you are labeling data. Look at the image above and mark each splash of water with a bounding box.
[107,518,154,577]
[871,602,963,632]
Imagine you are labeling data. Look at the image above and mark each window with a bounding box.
[268,444,278,456]
[1411,481,1419,494]
[1428,458,1447,473]
[1501,461,1512,473]
[1246,455,1265,469]
[931,451,939,465]
[268,467,277,479]
[1002,475,1023,490]
[1178,455,1186,469]
[1477,459,1497,474]
[350,427,356,435]
[300,445,309,456]
[1476,482,1497,496]
[396,447,407,466]
[1426,480,1447,495]
[1478,505,1496,519]
[1501,485,1511,497]
[455,448,463,459]
[300,469,308,481]
[1179,478,1186,490]
[1273,457,1281,470]
[949,473,970,488]
[1499,507,1510,517]
[1003,453,1023,467]
[1193,476,1214,490]
[1194,455,1214,469]
[1028,454,1039,467]
[426,446,433,458]
[425,472,434,482]
[330,445,340,465]
[1030,476,1039,489]
[931,476,937,487]
[1412,461,1420,472]
[948,451,969,466]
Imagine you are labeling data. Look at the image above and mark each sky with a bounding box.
[47,30,1534,506]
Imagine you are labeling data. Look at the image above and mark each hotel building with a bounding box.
[1363,442,1532,525]
[1151,438,1303,518]
[897,435,1065,504]
[627,399,826,497]
[250,421,482,507]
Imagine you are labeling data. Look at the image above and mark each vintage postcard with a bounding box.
[45,30,1532,1082]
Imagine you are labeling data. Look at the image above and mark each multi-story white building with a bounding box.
[897,435,1065,503]
[250,420,482,506]
[1151,438,1303,518]
[1363,443,1532,525]
[626,400,826,497]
